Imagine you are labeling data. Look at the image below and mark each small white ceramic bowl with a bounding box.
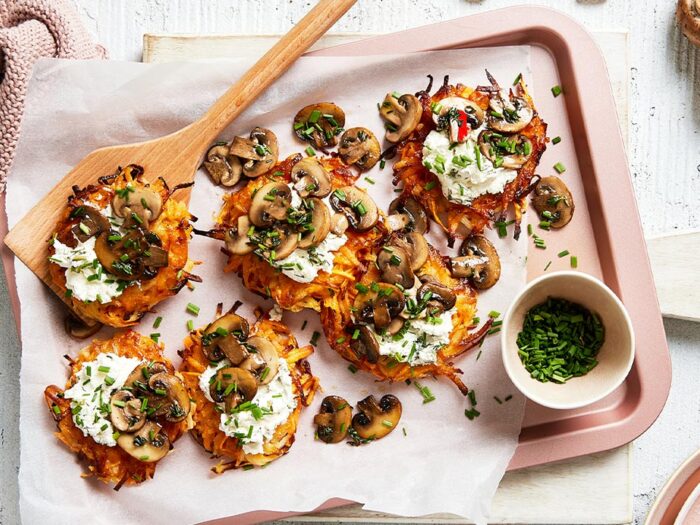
[501,271,635,410]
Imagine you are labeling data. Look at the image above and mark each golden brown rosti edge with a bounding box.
[320,243,493,395]
[393,78,548,241]
[44,330,192,489]
[214,153,384,312]
[48,164,193,327]
[179,316,320,473]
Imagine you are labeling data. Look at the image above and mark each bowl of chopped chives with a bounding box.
[501,271,635,410]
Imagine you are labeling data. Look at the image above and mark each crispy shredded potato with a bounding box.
[179,317,320,473]
[43,331,191,489]
[48,165,193,327]
[215,154,384,312]
[320,244,492,395]
[393,78,548,240]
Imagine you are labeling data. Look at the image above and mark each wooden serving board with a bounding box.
[142,32,634,525]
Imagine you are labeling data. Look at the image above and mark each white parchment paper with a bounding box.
[8,47,531,525]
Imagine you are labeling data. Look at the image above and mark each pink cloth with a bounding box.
[0,0,106,193]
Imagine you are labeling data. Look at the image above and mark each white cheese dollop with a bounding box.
[274,232,347,283]
[363,279,455,366]
[63,353,142,446]
[50,237,123,304]
[422,127,517,205]
[199,359,297,455]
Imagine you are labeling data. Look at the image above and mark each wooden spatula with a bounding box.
[3,0,356,313]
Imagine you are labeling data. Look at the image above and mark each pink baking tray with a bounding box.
[0,5,671,521]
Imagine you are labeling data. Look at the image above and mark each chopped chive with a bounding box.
[424,181,436,191]
[513,73,522,85]
[305,146,316,157]
[552,136,561,145]
[186,303,200,316]
[570,255,578,268]
[150,333,160,342]
[544,261,552,271]
[98,366,110,373]
[336,336,346,344]
[551,85,562,97]
[348,364,358,374]
[379,159,386,169]
[153,316,163,329]
[488,310,500,319]
[310,331,320,346]
[464,408,481,420]
[187,320,194,331]
[52,405,61,415]
[553,162,566,174]
[527,224,533,237]
[558,250,570,258]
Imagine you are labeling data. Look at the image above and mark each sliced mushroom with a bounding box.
[224,215,254,255]
[329,186,379,231]
[240,336,280,385]
[379,93,422,143]
[123,361,168,393]
[478,130,533,169]
[109,390,146,433]
[432,97,485,143]
[377,244,414,289]
[451,234,501,290]
[482,73,534,133]
[209,367,258,412]
[94,229,150,281]
[314,395,352,444]
[203,142,243,186]
[348,325,380,364]
[353,283,406,331]
[112,186,163,226]
[417,278,456,315]
[298,198,330,249]
[386,317,405,336]
[294,102,345,148]
[387,197,428,234]
[290,157,332,198]
[330,213,349,236]
[248,182,292,227]
[531,176,575,229]
[147,372,191,422]
[393,232,428,271]
[262,224,299,261]
[71,206,111,243]
[229,127,279,178]
[202,313,250,363]
[351,394,402,441]
[338,127,381,171]
[117,421,170,463]
[64,313,102,339]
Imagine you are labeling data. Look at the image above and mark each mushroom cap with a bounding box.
[240,336,280,385]
[294,102,345,148]
[110,389,146,433]
[203,142,243,187]
[377,243,415,289]
[351,394,402,440]
[202,313,250,363]
[452,234,501,290]
[229,127,279,178]
[487,93,534,133]
[391,232,428,272]
[329,186,379,231]
[209,367,259,411]
[478,130,533,169]
[353,282,405,331]
[94,229,167,282]
[531,176,574,228]
[348,325,380,364]
[70,206,111,243]
[267,224,300,261]
[330,213,349,236]
[432,96,485,131]
[123,361,168,393]
[387,197,428,234]
[147,372,191,422]
[338,127,381,171]
[297,198,331,249]
[64,313,102,339]
[314,395,352,444]
[417,277,457,313]
[379,93,423,143]
[112,186,163,227]
[290,157,332,198]
[249,181,292,227]
[117,421,170,463]
[224,215,255,255]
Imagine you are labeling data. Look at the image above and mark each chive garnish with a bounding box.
[551,85,562,97]
[186,303,200,316]
[554,162,566,174]
[305,146,316,157]
[552,136,561,145]
[570,255,578,268]
[558,250,570,258]
[153,316,163,329]
[310,331,320,346]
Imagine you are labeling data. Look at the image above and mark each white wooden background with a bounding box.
[0,1,698,524]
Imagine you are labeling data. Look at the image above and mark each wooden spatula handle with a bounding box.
[187,0,356,150]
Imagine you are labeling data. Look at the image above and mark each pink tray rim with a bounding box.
[0,4,669,497]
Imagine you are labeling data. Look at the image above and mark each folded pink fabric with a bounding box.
[0,0,106,193]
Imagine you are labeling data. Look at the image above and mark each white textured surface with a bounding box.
[0,1,698,524]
